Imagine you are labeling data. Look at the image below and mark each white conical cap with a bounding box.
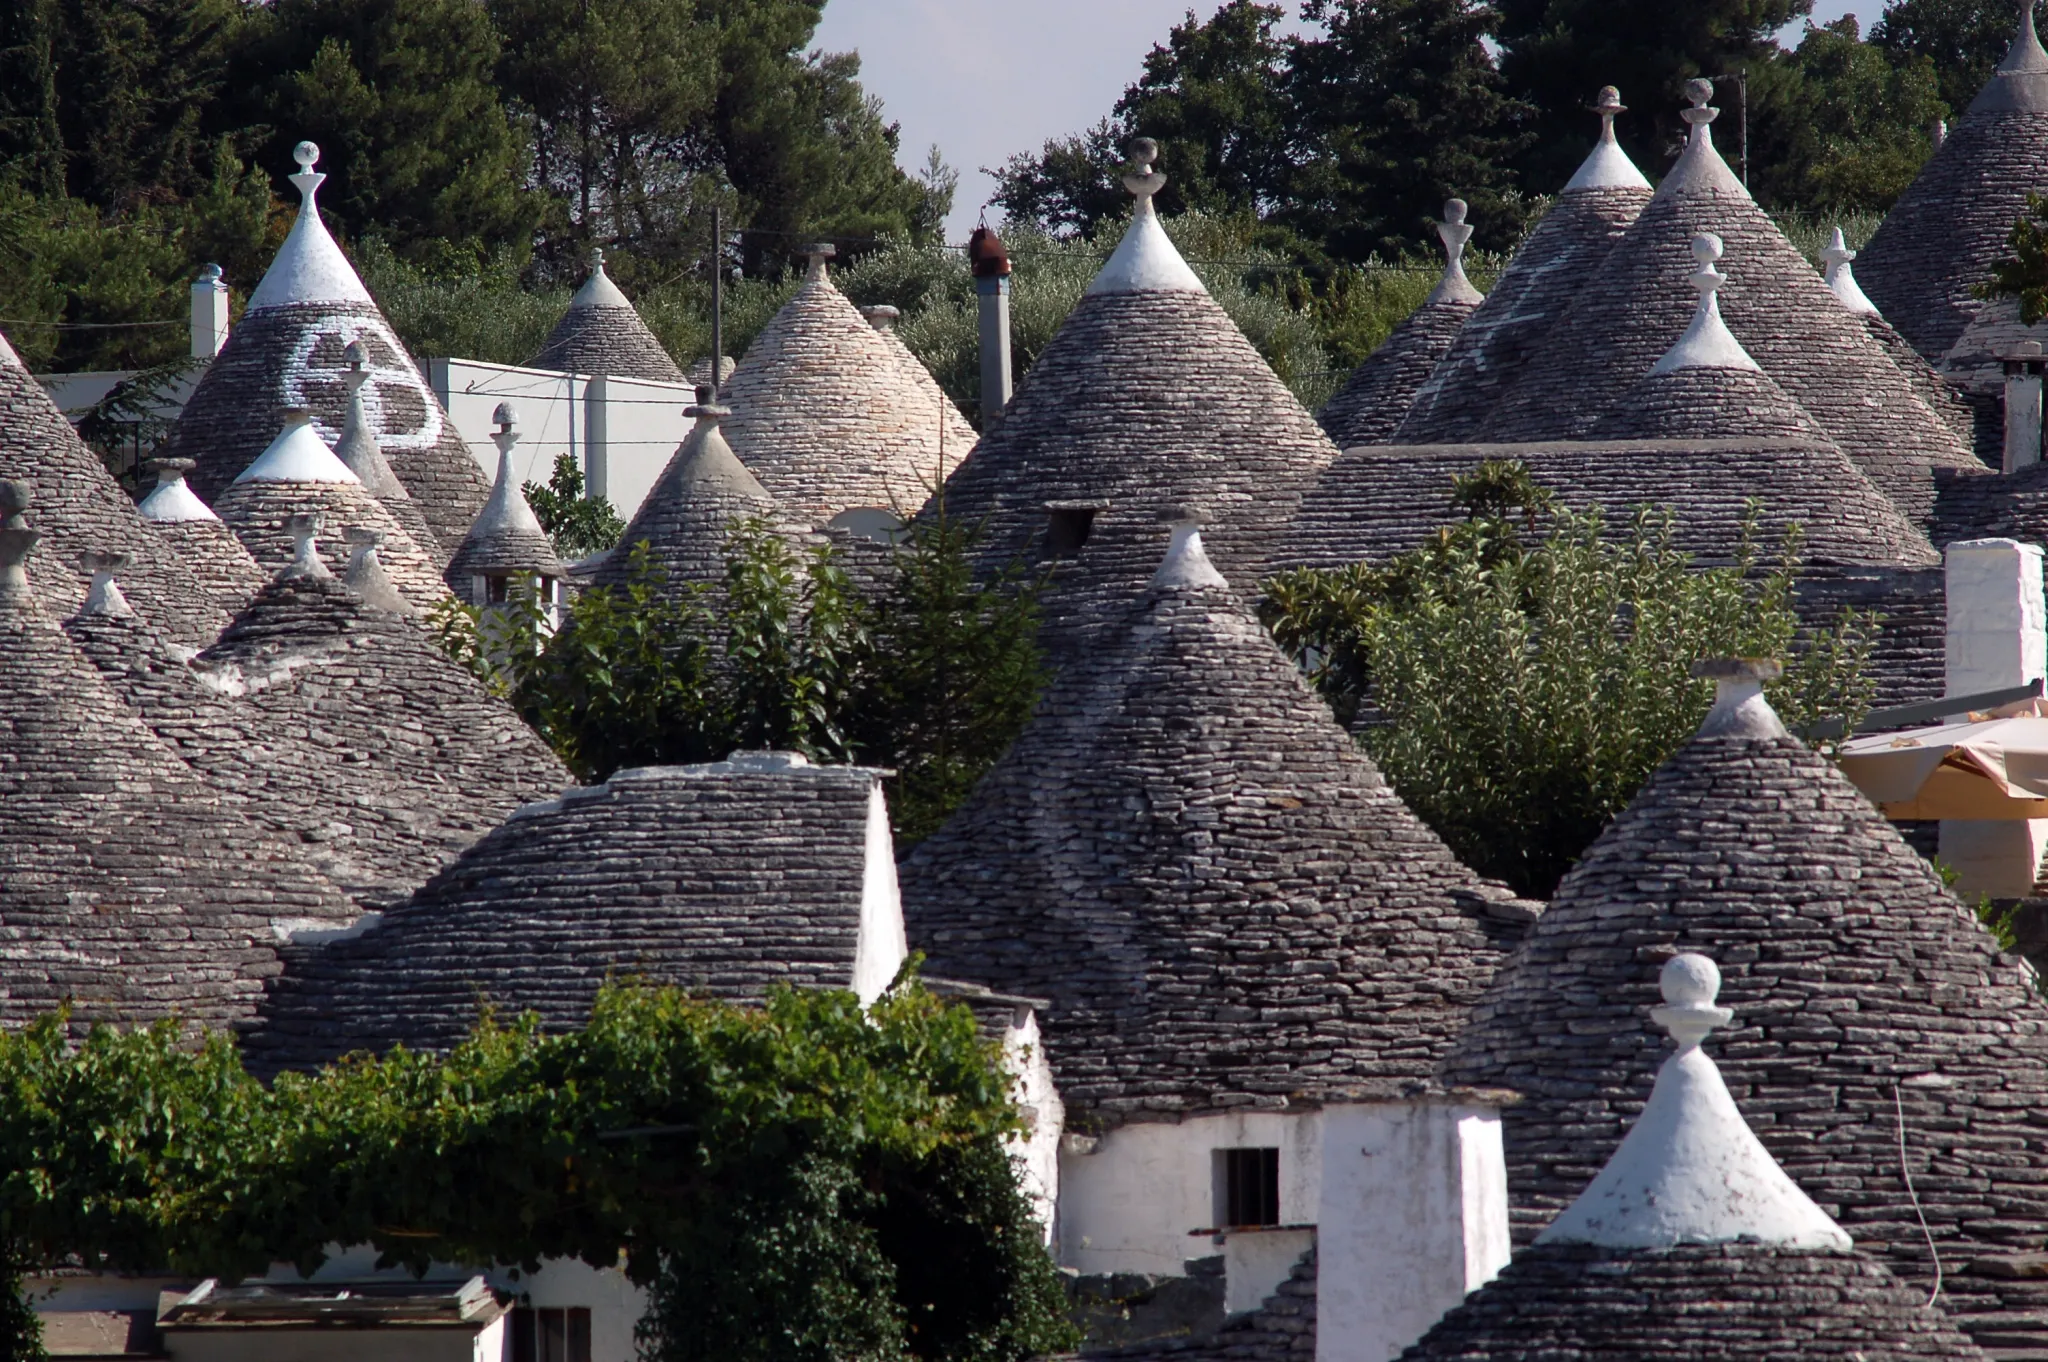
[1086,139,1207,297]
[1658,80,1749,199]
[1537,951,1852,1251]
[1821,227,1881,317]
[1152,509,1229,589]
[138,459,221,523]
[245,142,377,313]
[1650,234,1762,375]
[1972,0,2048,111]
[569,246,633,310]
[236,409,362,485]
[474,403,550,541]
[1562,85,1652,192]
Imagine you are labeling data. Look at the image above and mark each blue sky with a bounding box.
[813,0,1881,241]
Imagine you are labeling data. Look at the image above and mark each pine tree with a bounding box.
[1872,0,2022,115]
[0,0,66,196]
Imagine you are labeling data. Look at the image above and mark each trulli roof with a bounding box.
[445,412,563,583]
[136,459,266,615]
[897,521,1531,1128]
[1318,201,1484,447]
[333,349,447,566]
[529,249,688,383]
[160,144,492,554]
[718,249,973,523]
[595,402,786,601]
[244,754,897,1071]
[1395,90,1653,443]
[212,414,451,612]
[1479,84,1984,528]
[0,333,232,645]
[1857,3,2048,365]
[0,520,354,1031]
[1437,670,2048,1354]
[859,304,980,454]
[928,146,1337,646]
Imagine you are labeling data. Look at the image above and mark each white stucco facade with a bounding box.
[1002,1006,1065,1234]
[1942,538,2048,896]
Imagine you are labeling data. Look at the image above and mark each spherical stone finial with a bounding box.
[293,140,320,171]
[589,245,605,272]
[1682,78,1719,127]
[343,339,367,371]
[199,262,223,283]
[1691,231,1724,268]
[0,479,31,529]
[1593,85,1625,114]
[492,401,517,431]
[1443,198,1468,225]
[1123,138,1168,204]
[1650,951,1735,1051]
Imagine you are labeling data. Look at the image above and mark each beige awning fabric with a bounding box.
[1837,713,2048,820]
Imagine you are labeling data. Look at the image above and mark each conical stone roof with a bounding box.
[1395,89,1653,443]
[595,400,787,602]
[898,519,1532,1127]
[0,332,231,645]
[718,244,974,524]
[859,304,980,456]
[1480,82,1984,528]
[136,458,266,617]
[1318,200,1484,448]
[333,340,446,566]
[161,142,491,554]
[1587,233,1832,443]
[929,141,1339,648]
[89,527,572,909]
[244,753,897,1072]
[529,248,687,383]
[1402,951,1987,1362]
[1825,228,1981,448]
[1858,1,2048,367]
[445,404,564,586]
[1438,661,2048,1354]
[0,510,353,1030]
[213,411,450,612]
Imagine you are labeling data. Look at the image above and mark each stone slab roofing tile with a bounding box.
[1480,83,1984,530]
[898,522,1529,1128]
[136,460,267,616]
[1437,679,2048,1355]
[244,755,892,1071]
[1858,4,2048,365]
[0,340,231,646]
[720,249,974,524]
[0,519,354,1032]
[530,249,689,384]
[1395,90,1653,444]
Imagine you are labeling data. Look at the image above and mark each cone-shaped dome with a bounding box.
[1397,89,1653,443]
[0,510,353,1029]
[245,754,897,1071]
[899,517,1531,1126]
[1860,1,2048,369]
[859,305,980,455]
[1823,229,1982,446]
[213,412,451,612]
[161,143,492,555]
[529,248,688,383]
[1399,946,1984,1362]
[446,405,564,587]
[929,141,1339,648]
[135,458,267,616]
[595,400,786,601]
[1319,200,1485,447]
[716,244,974,524]
[0,332,234,644]
[1481,83,1984,528]
[1587,234,1831,443]
[1438,661,2048,1353]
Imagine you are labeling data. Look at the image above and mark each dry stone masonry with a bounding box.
[529,248,689,384]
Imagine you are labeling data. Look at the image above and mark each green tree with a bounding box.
[235,0,535,258]
[1260,463,1879,896]
[1873,0,2022,116]
[524,452,625,559]
[1751,18,1946,212]
[1494,0,1811,192]
[988,120,1128,241]
[1977,190,2048,323]
[0,0,64,195]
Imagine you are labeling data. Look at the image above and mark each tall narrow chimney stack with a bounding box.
[190,264,229,360]
[2005,340,2045,473]
[969,225,1013,427]
[1942,537,2048,897]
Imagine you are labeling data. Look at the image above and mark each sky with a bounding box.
[813,0,1883,243]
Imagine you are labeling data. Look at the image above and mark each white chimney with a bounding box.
[2004,341,2045,474]
[190,264,229,359]
[1942,538,2048,898]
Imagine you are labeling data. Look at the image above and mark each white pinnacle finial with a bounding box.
[283,512,332,580]
[803,242,836,282]
[78,550,134,619]
[342,339,369,396]
[290,141,324,201]
[1649,234,1760,375]
[246,137,374,311]
[1153,508,1228,590]
[1563,85,1652,192]
[589,246,605,274]
[1821,226,1880,316]
[1123,138,1168,216]
[1536,953,1851,1251]
[1681,78,1719,138]
[1426,199,1484,306]
[1692,657,1788,738]
[490,404,520,485]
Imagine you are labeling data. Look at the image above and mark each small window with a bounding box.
[509,1306,592,1362]
[485,575,511,605]
[1044,506,1097,559]
[1216,1147,1280,1228]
